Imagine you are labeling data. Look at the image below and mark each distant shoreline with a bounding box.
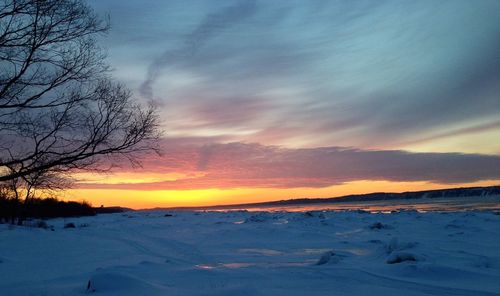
[149,185,500,212]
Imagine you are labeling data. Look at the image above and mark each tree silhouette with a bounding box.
[0,0,160,188]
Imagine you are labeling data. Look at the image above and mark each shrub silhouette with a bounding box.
[0,196,95,223]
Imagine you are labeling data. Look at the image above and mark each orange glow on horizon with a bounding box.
[60,179,500,209]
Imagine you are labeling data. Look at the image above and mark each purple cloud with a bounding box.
[78,140,500,190]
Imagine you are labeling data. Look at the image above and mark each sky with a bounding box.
[69,0,500,208]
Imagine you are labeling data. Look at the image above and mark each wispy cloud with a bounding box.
[139,0,258,99]
[91,0,500,153]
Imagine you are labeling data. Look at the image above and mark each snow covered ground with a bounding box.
[1,209,499,295]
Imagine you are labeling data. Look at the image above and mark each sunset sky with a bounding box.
[68,0,500,208]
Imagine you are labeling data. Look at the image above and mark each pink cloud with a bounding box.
[76,138,500,190]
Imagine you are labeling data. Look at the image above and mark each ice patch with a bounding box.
[238,248,283,256]
[196,261,314,269]
[195,264,217,270]
[335,228,364,236]
[299,248,333,255]
[222,262,255,269]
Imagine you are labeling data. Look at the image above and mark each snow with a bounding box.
[1,210,499,295]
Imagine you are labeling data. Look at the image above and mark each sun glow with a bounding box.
[64,179,500,209]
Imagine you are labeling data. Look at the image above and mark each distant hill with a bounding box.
[269,185,500,205]
[162,185,500,211]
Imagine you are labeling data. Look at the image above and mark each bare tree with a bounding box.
[0,0,161,186]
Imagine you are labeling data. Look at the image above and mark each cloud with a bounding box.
[139,0,258,99]
[78,140,500,190]
[399,120,500,147]
[92,0,500,151]
[173,95,271,130]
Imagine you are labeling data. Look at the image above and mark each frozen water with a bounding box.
[0,210,499,295]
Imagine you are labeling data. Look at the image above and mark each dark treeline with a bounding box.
[0,197,95,224]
